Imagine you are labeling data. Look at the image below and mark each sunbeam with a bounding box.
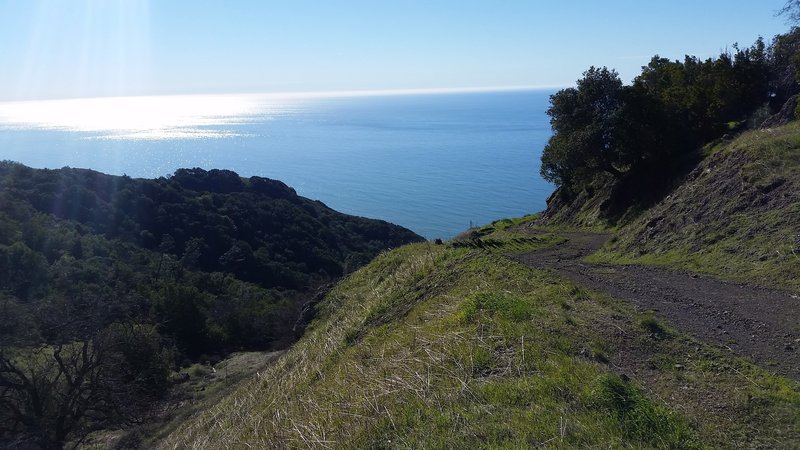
[15,0,152,101]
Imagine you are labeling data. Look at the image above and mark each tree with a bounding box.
[780,1,800,23]
[540,67,626,191]
[541,38,772,198]
[151,284,214,358]
[768,27,800,108]
[0,295,171,449]
[0,340,112,449]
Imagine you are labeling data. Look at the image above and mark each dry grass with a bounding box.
[156,224,799,449]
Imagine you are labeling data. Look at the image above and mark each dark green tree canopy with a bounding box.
[540,67,626,189]
[0,163,423,447]
[541,37,777,197]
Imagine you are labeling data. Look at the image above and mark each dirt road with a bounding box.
[510,232,800,380]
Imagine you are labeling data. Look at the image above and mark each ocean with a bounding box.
[0,89,555,239]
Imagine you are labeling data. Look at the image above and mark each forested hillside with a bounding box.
[540,27,800,219]
[0,162,422,448]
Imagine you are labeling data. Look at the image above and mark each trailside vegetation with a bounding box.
[158,220,799,448]
[587,122,800,292]
[0,163,422,448]
[541,29,800,206]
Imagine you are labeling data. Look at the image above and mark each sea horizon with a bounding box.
[0,89,556,239]
[0,84,564,104]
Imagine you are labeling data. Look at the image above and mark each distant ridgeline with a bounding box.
[0,162,422,447]
[2,164,421,285]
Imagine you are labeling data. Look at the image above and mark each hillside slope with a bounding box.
[0,163,422,448]
[0,163,422,288]
[587,124,800,292]
[156,124,800,448]
[0,163,423,357]
[158,224,799,449]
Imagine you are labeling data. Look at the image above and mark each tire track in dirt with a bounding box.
[510,232,800,381]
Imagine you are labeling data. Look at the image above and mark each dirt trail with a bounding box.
[510,231,800,381]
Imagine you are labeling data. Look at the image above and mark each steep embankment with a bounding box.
[588,124,800,292]
[158,222,799,449]
[523,123,800,385]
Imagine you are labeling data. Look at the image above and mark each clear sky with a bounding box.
[0,0,791,101]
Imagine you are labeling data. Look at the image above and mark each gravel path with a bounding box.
[510,232,800,380]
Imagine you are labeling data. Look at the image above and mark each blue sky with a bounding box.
[0,0,790,101]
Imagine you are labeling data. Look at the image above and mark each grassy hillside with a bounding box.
[158,223,799,449]
[588,124,800,292]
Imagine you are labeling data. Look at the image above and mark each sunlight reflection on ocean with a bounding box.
[0,90,555,238]
[0,95,293,140]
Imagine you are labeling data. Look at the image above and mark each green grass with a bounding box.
[451,214,568,255]
[518,123,800,294]
[157,224,799,449]
[587,123,800,292]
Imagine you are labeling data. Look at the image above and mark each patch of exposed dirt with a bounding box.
[510,231,800,381]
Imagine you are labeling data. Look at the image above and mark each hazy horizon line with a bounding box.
[0,84,566,105]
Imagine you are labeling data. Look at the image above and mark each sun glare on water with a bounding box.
[1,0,289,141]
[0,95,282,140]
[0,87,531,141]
